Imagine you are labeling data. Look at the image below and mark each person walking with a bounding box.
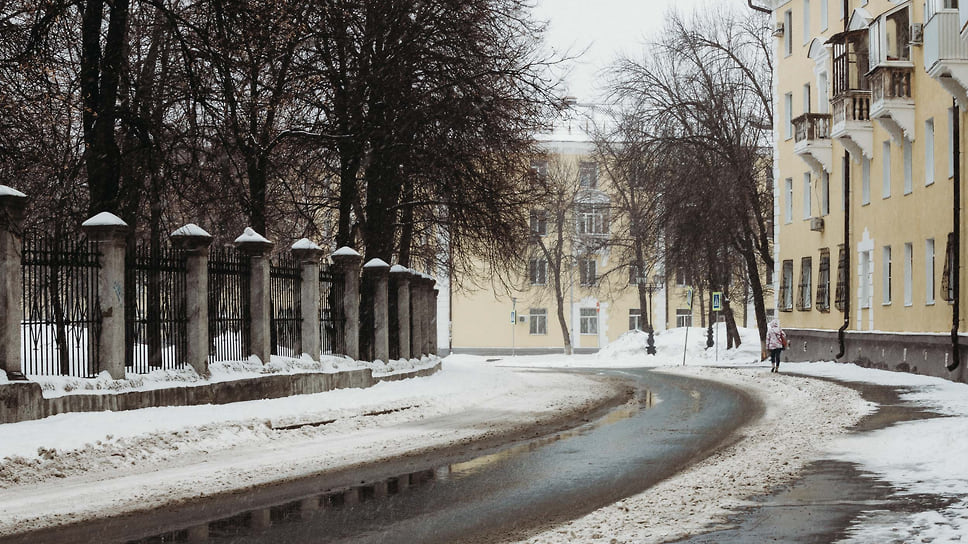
[766,319,786,373]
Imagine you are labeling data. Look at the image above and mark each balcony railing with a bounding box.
[925,7,968,71]
[832,91,871,125]
[869,65,913,102]
[793,113,831,143]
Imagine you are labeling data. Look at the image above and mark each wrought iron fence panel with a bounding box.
[319,265,346,355]
[125,245,188,373]
[21,232,102,377]
[269,256,302,358]
[208,247,251,362]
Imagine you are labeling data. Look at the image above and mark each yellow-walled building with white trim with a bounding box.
[770,0,968,382]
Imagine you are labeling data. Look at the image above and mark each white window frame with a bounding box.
[576,204,608,236]
[629,309,642,331]
[926,118,936,185]
[803,83,811,113]
[882,140,891,199]
[785,92,794,140]
[579,162,598,188]
[784,10,793,56]
[785,178,794,223]
[903,139,913,195]
[862,157,871,205]
[529,258,547,285]
[580,308,598,335]
[530,210,548,236]
[926,238,936,304]
[579,258,597,286]
[820,0,828,31]
[676,309,692,328]
[904,242,913,306]
[883,245,892,304]
[529,308,547,335]
[803,0,811,45]
[803,172,812,219]
[860,251,872,309]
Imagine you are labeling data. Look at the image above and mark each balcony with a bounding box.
[831,90,873,159]
[868,65,915,142]
[925,4,968,106]
[793,113,833,173]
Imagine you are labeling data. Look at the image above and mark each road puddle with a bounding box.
[128,390,654,543]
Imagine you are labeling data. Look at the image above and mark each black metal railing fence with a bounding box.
[208,247,251,362]
[125,245,188,373]
[270,256,302,358]
[319,265,346,355]
[21,232,102,377]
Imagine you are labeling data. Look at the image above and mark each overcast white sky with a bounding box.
[531,0,735,102]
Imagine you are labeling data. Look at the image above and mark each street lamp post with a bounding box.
[642,280,662,355]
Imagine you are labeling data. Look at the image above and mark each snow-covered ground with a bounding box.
[1,326,966,543]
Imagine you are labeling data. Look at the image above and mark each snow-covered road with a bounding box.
[1,326,967,543]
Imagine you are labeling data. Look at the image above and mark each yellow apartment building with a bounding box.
[770,0,968,381]
[448,101,766,354]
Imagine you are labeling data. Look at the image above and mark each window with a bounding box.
[675,267,687,287]
[530,210,547,236]
[803,0,810,45]
[797,257,813,310]
[784,93,793,139]
[882,140,891,199]
[835,244,848,311]
[821,172,830,216]
[860,250,872,309]
[629,309,642,331]
[676,309,693,328]
[579,162,598,188]
[579,258,597,286]
[818,72,829,113]
[862,157,871,205]
[817,248,830,312]
[904,242,913,306]
[629,265,647,285]
[531,160,548,181]
[528,258,547,285]
[943,233,955,302]
[580,308,598,334]
[803,172,812,219]
[903,139,913,195]
[926,118,936,185]
[803,83,811,113]
[784,10,793,56]
[784,178,794,223]
[780,260,794,311]
[529,308,547,335]
[926,238,936,304]
[820,0,828,31]
[883,245,892,304]
[576,204,608,235]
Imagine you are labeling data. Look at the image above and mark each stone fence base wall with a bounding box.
[784,329,968,384]
[0,362,442,425]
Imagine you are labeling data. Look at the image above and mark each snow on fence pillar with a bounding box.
[170,224,213,376]
[0,186,27,379]
[389,265,411,360]
[362,259,390,362]
[332,247,362,360]
[82,212,129,379]
[235,228,274,364]
[291,239,325,361]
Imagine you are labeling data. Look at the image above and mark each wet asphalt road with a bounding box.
[1,368,759,544]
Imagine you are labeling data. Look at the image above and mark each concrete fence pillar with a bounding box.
[235,228,274,364]
[0,186,27,380]
[362,259,390,362]
[422,277,435,356]
[389,265,411,360]
[412,273,428,357]
[82,212,129,379]
[332,247,362,360]
[292,239,325,361]
[170,224,213,377]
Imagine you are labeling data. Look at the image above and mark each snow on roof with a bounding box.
[534,99,610,144]
[291,238,322,250]
[389,265,409,274]
[234,227,270,244]
[363,258,390,269]
[81,212,128,227]
[171,224,211,238]
[0,185,26,198]
[332,246,361,257]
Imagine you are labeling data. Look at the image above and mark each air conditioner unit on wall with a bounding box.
[772,22,785,37]
[910,23,924,45]
[810,217,825,232]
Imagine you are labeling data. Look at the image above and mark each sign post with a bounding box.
[712,292,723,362]
[511,297,517,357]
[682,287,694,366]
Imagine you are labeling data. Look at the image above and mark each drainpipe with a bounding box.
[836,1,851,360]
[951,99,961,372]
[747,0,771,14]
[837,153,851,359]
